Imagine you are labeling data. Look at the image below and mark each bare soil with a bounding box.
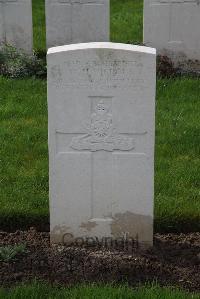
[0,229,199,292]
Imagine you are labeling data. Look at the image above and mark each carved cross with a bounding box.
[56,96,147,219]
[0,0,21,44]
[152,0,199,43]
[49,0,101,42]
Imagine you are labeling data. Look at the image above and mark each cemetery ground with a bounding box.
[0,0,199,297]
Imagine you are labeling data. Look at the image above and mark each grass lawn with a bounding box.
[0,1,199,297]
[0,283,199,299]
[0,76,199,232]
[0,0,199,232]
[32,0,46,53]
[32,0,143,52]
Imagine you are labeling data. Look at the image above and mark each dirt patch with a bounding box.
[0,229,199,292]
[157,55,200,77]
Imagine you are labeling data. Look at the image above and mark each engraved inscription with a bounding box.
[50,0,100,4]
[159,0,198,3]
[58,0,99,3]
[0,0,18,2]
[51,60,146,89]
[70,101,135,152]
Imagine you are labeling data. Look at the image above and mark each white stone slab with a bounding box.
[45,0,109,49]
[47,42,156,247]
[0,0,33,53]
[144,0,200,61]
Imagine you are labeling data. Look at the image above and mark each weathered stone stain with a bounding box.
[51,225,71,243]
[111,211,153,247]
[80,220,97,231]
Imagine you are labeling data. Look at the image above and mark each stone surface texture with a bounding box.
[144,0,200,62]
[45,0,109,49]
[0,0,33,53]
[47,42,156,247]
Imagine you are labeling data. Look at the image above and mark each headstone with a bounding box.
[45,0,109,49]
[0,0,33,53]
[47,42,156,248]
[144,0,200,62]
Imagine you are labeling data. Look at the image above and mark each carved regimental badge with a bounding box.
[70,101,135,152]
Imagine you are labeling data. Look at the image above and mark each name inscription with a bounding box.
[51,59,146,89]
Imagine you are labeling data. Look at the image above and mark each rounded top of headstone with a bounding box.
[47,42,156,56]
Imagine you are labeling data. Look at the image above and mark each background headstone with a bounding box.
[47,42,156,247]
[0,0,33,53]
[144,0,200,62]
[45,0,109,49]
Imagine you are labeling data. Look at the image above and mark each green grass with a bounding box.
[155,78,200,232]
[0,283,199,299]
[0,0,199,232]
[32,0,143,52]
[155,78,200,231]
[111,0,143,44]
[0,76,199,232]
[0,78,48,231]
[32,0,46,52]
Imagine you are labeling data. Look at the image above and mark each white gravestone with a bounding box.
[144,0,200,61]
[45,0,109,49]
[47,42,156,247]
[0,0,33,53]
